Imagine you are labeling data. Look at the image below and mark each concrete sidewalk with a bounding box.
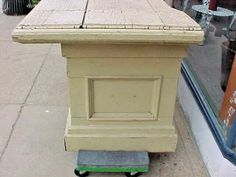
[0,12,209,177]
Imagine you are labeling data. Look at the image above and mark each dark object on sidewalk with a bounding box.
[2,0,33,15]
[209,0,217,11]
[221,41,236,92]
[32,0,40,5]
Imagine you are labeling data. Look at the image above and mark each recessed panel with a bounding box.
[87,76,161,120]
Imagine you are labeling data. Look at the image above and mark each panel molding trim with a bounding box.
[85,76,162,121]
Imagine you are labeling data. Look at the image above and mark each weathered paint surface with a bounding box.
[11,0,203,152]
[63,44,185,152]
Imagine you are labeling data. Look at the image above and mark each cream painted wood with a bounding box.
[67,125,176,135]
[67,58,181,78]
[148,0,199,30]
[68,77,179,121]
[64,135,178,152]
[84,0,163,29]
[62,44,187,58]
[64,43,181,152]
[17,0,87,29]
[84,0,200,30]
[12,28,203,44]
[14,0,201,31]
[12,0,204,44]
[12,0,203,152]
[65,110,177,152]
[70,116,177,126]
[86,76,162,120]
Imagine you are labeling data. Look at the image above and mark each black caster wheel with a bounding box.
[74,169,89,177]
[124,172,142,177]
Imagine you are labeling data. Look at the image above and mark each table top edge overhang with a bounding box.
[12,28,204,44]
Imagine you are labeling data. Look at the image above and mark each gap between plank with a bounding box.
[80,0,90,28]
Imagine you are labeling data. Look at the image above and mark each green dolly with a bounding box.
[74,150,150,177]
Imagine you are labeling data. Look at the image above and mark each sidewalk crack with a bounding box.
[0,45,52,162]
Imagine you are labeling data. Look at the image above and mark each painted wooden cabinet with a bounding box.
[12,0,203,152]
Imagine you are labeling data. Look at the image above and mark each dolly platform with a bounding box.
[74,151,149,177]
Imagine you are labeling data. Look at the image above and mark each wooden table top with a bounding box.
[12,0,204,44]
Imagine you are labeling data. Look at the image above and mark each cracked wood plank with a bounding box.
[17,0,88,29]
[84,0,164,29]
[84,0,201,30]
[12,0,203,43]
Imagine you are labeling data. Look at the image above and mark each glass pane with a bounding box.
[173,0,236,134]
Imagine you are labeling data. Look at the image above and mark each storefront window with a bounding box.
[173,0,236,151]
